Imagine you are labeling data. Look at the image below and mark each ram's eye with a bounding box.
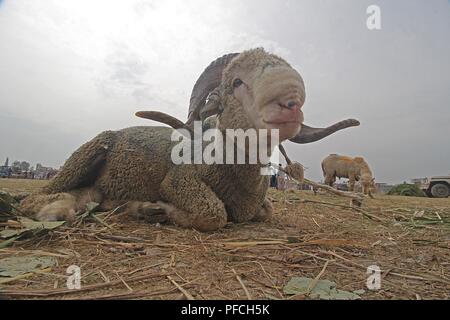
[232,78,243,88]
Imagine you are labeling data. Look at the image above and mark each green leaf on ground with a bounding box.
[0,229,22,239]
[85,202,100,213]
[0,191,17,214]
[283,277,361,300]
[0,217,65,248]
[0,255,57,278]
[18,217,65,231]
[1,218,64,239]
[0,236,21,249]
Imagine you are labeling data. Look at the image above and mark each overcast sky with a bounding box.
[0,0,449,184]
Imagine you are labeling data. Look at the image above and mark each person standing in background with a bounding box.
[268,162,278,189]
[277,164,287,191]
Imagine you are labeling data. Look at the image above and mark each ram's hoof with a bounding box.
[251,198,273,222]
[135,202,168,224]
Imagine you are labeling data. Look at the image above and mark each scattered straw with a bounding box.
[167,275,195,300]
[232,268,252,300]
[1,178,449,300]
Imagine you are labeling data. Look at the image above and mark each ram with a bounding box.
[21,48,360,232]
[321,154,375,196]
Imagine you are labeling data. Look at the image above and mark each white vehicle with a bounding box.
[421,176,450,198]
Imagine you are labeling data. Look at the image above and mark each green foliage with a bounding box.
[284,277,362,300]
[387,183,425,197]
[0,191,16,215]
[0,255,57,278]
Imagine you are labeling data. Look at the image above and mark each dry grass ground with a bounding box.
[0,178,47,194]
[0,178,449,300]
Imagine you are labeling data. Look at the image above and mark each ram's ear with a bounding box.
[190,86,223,122]
[200,98,223,121]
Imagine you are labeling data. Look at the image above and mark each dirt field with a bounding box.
[0,178,48,194]
[1,178,449,300]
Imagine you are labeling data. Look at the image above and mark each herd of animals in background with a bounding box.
[20,48,369,232]
[268,153,376,196]
[321,154,375,196]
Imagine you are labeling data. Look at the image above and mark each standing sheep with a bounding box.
[21,48,360,232]
[321,154,375,195]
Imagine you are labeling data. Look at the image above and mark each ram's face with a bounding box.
[361,176,376,195]
[225,53,305,142]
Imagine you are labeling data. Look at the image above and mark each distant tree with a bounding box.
[20,161,30,172]
[11,160,31,173]
[11,161,21,173]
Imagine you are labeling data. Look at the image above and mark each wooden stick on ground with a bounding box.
[232,268,252,300]
[1,272,166,297]
[290,198,383,222]
[322,250,450,285]
[167,275,195,300]
[90,288,177,300]
[0,267,52,285]
[306,260,330,296]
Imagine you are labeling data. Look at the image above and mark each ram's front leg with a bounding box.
[348,175,356,192]
[159,169,227,232]
[21,187,103,222]
[119,201,168,223]
[225,191,268,224]
[251,198,273,222]
[324,174,335,187]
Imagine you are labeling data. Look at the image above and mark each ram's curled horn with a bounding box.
[135,111,192,133]
[136,53,238,130]
[187,52,239,125]
[289,119,361,144]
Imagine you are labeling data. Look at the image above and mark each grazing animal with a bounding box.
[21,48,360,232]
[321,154,375,195]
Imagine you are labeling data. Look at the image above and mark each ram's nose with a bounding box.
[279,96,303,110]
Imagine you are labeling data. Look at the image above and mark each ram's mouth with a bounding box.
[262,104,304,128]
[262,118,302,141]
[263,119,302,125]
